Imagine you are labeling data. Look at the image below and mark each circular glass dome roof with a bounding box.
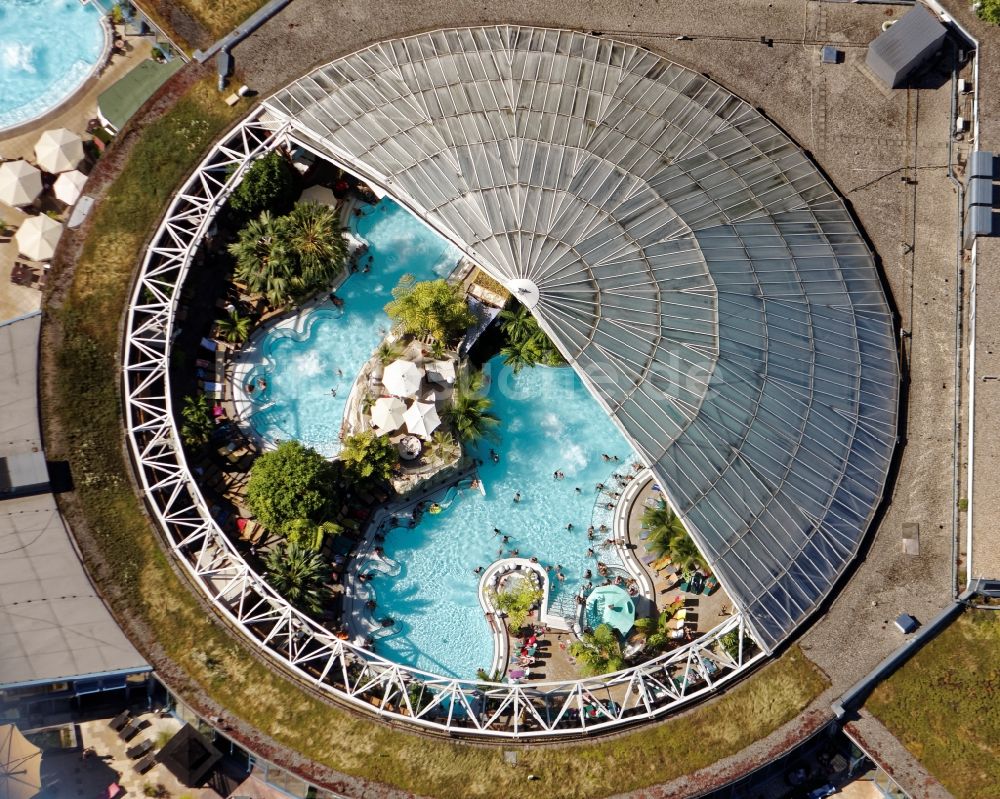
[262,26,899,653]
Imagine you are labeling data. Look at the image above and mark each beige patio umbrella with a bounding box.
[403,400,441,439]
[34,128,84,173]
[370,396,406,433]
[15,215,63,261]
[53,170,87,205]
[0,161,42,208]
[382,359,424,397]
[299,184,336,206]
[0,724,42,799]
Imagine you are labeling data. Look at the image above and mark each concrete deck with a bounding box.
[0,32,154,324]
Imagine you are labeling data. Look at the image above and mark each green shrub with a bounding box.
[978,0,1000,24]
[490,578,542,630]
[246,440,338,533]
[228,150,299,221]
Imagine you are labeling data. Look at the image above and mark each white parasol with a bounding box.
[382,359,424,397]
[53,170,87,205]
[15,215,63,261]
[403,400,441,439]
[34,128,84,173]
[370,396,406,433]
[0,161,42,208]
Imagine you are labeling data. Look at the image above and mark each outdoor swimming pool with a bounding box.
[367,358,636,679]
[0,0,106,132]
[244,199,461,456]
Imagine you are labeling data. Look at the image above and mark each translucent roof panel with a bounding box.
[265,26,899,652]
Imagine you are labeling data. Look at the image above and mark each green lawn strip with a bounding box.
[45,73,829,799]
[135,0,270,54]
[868,609,1000,799]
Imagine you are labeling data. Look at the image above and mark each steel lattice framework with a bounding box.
[123,26,897,738]
[123,106,762,740]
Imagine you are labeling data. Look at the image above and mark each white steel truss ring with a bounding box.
[122,101,765,740]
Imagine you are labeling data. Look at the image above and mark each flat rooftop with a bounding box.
[0,313,146,688]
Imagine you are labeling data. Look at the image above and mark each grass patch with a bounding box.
[135,0,269,54]
[45,72,829,799]
[868,608,1000,799]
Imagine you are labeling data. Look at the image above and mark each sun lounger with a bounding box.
[108,710,130,731]
[642,554,657,565]
[126,738,154,759]
[118,718,142,741]
[638,529,651,540]
[134,753,156,774]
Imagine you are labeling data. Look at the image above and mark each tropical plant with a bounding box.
[246,440,337,534]
[719,629,755,662]
[406,681,434,713]
[642,499,705,569]
[216,309,251,343]
[978,0,1000,24]
[284,201,348,286]
[283,517,343,552]
[426,430,460,464]
[179,394,213,448]
[490,579,543,630]
[264,541,327,614]
[498,302,564,370]
[570,623,625,676]
[634,609,680,652]
[500,336,546,374]
[428,338,447,359]
[340,430,399,482]
[376,340,404,366]
[229,210,295,307]
[109,2,124,25]
[444,368,499,443]
[384,276,475,343]
[229,150,299,221]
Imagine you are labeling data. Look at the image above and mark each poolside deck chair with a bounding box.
[126,738,154,759]
[108,710,129,732]
[642,554,657,566]
[118,718,142,741]
[134,753,156,774]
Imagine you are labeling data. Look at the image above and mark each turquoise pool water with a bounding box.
[368,358,636,679]
[245,199,461,456]
[0,0,105,131]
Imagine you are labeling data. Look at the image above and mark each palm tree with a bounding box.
[642,500,706,571]
[634,606,682,652]
[569,623,625,676]
[426,430,460,464]
[499,304,536,344]
[340,430,399,482]
[444,369,499,443]
[376,340,404,366]
[216,309,251,344]
[283,517,343,551]
[285,202,348,286]
[180,394,213,448]
[264,541,327,614]
[642,500,686,555]
[228,211,295,307]
[501,336,545,374]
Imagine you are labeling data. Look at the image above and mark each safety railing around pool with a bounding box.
[122,104,765,740]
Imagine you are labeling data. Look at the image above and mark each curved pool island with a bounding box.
[122,26,898,740]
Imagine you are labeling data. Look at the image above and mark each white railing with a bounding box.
[121,105,765,739]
